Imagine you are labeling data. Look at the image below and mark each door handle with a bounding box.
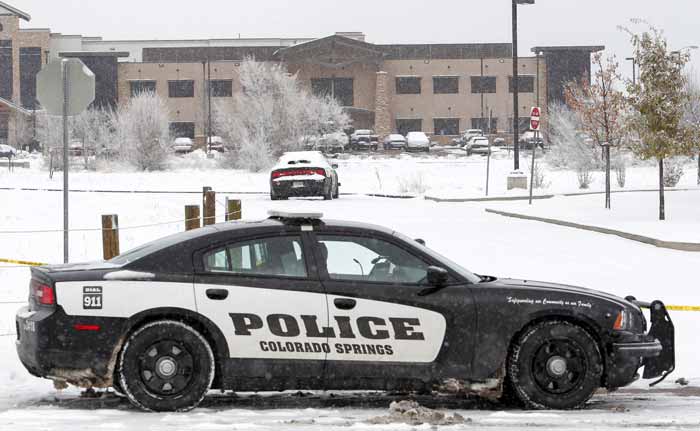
[334,298,356,310]
[206,289,229,300]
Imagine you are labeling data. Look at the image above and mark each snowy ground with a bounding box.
[489,190,700,242]
[1,153,700,429]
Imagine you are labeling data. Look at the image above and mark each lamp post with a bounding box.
[512,0,535,171]
[625,57,637,85]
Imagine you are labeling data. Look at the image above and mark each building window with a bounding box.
[507,117,532,133]
[433,76,459,94]
[311,78,354,106]
[509,75,535,93]
[396,119,423,136]
[130,80,157,97]
[0,40,12,100]
[395,77,421,95]
[210,79,233,97]
[169,122,195,139]
[168,80,195,98]
[470,76,497,94]
[20,47,42,109]
[0,112,8,141]
[471,118,499,134]
[433,118,460,136]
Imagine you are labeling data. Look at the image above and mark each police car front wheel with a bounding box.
[118,320,215,412]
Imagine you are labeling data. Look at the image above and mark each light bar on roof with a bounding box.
[268,210,324,220]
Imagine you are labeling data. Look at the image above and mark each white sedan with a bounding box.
[406,132,430,152]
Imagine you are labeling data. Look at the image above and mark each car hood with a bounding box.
[491,278,636,309]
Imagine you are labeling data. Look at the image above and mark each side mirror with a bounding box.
[427,266,449,287]
[331,163,339,169]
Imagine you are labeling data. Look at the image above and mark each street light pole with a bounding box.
[512,0,520,170]
[625,57,636,85]
[512,0,535,171]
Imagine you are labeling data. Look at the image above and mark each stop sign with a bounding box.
[37,59,95,116]
[530,106,541,131]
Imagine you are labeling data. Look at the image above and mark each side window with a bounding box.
[204,236,307,278]
[317,235,429,284]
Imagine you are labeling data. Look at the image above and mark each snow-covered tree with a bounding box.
[546,103,600,188]
[565,53,627,208]
[115,92,170,171]
[215,59,349,171]
[683,69,700,185]
[623,23,695,220]
[71,108,114,169]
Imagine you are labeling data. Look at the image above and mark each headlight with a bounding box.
[613,309,631,330]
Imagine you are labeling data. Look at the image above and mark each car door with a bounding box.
[309,229,476,390]
[192,232,328,390]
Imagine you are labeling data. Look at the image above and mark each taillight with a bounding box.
[31,281,55,305]
[272,168,326,179]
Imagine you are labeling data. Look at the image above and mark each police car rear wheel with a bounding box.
[118,320,215,412]
[507,320,602,410]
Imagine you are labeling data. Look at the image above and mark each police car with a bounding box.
[15,211,674,412]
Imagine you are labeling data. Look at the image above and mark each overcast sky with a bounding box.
[11,0,700,77]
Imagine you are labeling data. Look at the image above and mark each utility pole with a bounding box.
[207,55,212,155]
[62,59,69,263]
[512,0,520,170]
[511,0,535,171]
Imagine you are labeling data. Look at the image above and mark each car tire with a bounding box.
[118,320,215,412]
[323,184,333,200]
[333,184,340,199]
[507,320,602,410]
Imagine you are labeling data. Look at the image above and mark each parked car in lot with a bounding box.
[465,136,494,156]
[15,210,675,411]
[460,129,484,147]
[383,134,407,150]
[270,151,339,200]
[0,144,17,159]
[207,136,225,153]
[315,132,349,153]
[519,131,545,150]
[349,129,378,151]
[493,137,506,147]
[406,131,430,152]
[172,137,194,153]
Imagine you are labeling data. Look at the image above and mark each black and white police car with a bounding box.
[16,211,674,412]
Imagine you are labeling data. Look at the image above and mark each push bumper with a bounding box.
[607,300,675,387]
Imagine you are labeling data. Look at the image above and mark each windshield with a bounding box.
[393,231,482,284]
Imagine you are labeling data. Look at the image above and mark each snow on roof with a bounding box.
[0,1,31,21]
[268,210,324,220]
[274,151,328,169]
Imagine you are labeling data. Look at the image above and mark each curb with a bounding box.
[484,208,700,252]
[425,187,699,203]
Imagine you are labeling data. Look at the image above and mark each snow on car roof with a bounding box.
[274,151,328,168]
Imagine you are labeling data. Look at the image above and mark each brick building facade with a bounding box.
[0,1,603,148]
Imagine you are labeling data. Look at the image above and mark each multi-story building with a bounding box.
[0,1,603,148]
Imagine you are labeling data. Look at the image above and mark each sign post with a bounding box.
[37,58,95,263]
[528,106,541,205]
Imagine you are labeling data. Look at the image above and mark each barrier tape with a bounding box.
[666,305,700,312]
[0,258,48,267]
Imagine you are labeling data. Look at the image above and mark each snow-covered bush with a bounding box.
[397,171,428,195]
[114,92,170,171]
[215,59,349,171]
[663,157,685,187]
[71,108,115,169]
[546,103,601,170]
[577,168,594,189]
[611,150,629,188]
[532,161,550,189]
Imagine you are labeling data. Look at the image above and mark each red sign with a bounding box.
[530,106,541,131]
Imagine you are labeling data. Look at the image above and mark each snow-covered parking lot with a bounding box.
[1,155,700,429]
